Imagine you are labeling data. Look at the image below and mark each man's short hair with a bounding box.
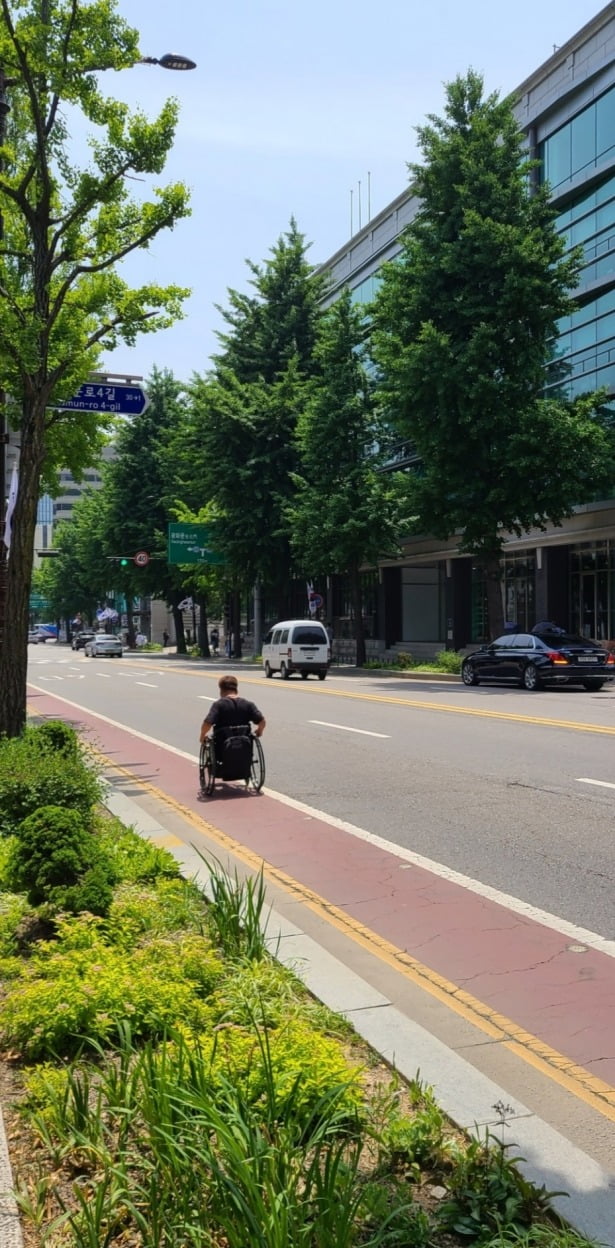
[219,674,238,693]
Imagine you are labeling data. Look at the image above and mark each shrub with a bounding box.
[0,733,101,834]
[0,923,224,1060]
[96,817,180,883]
[395,651,415,669]
[433,649,463,674]
[6,806,114,912]
[30,719,79,757]
[200,1017,364,1124]
[106,878,208,950]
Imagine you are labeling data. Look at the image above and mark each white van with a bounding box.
[262,619,330,680]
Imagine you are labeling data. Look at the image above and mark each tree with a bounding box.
[372,70,615,639]
[36,492,111,625]
[184,221,326,626]
[0,0,191,735]
[102,368,192,650]
[288,291,404,666]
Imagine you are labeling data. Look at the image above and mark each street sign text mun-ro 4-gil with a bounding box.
[48,383,149,416]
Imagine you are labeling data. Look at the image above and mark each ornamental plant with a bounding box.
[6,805,114,913]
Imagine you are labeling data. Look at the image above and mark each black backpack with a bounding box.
[218,724,252,780]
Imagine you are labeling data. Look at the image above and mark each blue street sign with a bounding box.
[50,383,149,415]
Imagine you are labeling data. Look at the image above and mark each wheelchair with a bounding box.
[199,724,265,797]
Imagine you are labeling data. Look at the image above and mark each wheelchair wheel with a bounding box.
[247,735,265,792]
[199,740,216,796]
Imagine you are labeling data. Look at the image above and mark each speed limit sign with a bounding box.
[133,550,150,567]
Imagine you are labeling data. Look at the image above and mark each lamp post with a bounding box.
[0,49,195,650]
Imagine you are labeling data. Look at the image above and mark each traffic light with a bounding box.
[120,558,130,567]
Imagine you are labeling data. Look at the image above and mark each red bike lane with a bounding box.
[27,684,615,1121]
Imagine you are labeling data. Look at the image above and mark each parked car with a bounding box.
[262,619,330,680]
[84,633,123,658]
[461,630,615,691]
[28,630,47,644]
[71,630,96,651]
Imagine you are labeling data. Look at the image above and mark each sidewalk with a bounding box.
[11,685,615,1244]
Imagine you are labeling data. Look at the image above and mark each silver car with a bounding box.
[84,633,123,658]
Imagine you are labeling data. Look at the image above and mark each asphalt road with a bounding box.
[27,646,615,940]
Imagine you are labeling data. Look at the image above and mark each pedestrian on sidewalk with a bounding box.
[163,630,169,648]
[210,626,219,656]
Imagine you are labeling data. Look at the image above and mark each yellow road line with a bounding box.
[121,659,615,737]
[97,748,615,1124]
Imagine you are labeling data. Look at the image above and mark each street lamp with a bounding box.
[140,53,197,71]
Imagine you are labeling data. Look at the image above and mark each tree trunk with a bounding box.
[0,404,46,736]
[124,588,136,649]
[483,555,505,640]
[232,589,242,658]
[350,563,366,667]
[172,605,186,654]
[197,593,210,658]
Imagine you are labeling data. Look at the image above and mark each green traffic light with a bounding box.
[120,558,129,567]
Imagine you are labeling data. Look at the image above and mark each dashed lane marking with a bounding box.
[309,720,390,738]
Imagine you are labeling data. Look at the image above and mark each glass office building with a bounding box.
[319,3,615,651]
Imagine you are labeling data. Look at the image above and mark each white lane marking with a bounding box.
[198,695,214,701]
[96,672,112,678]
[309,719,390,739]
[135,682,157,688]
[577,777,615,791]
[26,682,615,960]
[38,675,63,681]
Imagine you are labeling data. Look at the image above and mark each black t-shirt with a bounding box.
[204,695,264,730]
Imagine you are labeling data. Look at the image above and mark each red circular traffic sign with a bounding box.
[134,550,150,567]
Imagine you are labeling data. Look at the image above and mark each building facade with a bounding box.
[318,2,615,653]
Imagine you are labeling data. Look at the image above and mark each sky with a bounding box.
[99,0,609,385]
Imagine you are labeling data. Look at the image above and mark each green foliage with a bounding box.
[0,0,191,736]
[433,649,464,673]
[95,816,180,884]
[0,919,223,1059]
[6,806,114,913]
[176,220,325,601]
[30,720,79,758]
[288,290,406,665]
[372,70,615,635]
[198,1017,363,1123]
[0,890,33,958]
[438,1132,560,1239]
[204,857,271,961]
[0,726,101,833]
[106,878,208,950]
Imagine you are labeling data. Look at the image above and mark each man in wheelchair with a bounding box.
[199,674,266,791]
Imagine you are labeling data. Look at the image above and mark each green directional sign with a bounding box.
[167,523,225,566]
[29,593,49,610]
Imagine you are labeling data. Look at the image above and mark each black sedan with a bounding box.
[461,631,615,691]
[71,630,95,651]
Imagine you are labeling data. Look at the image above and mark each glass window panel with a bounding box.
[545,126,572,188]
[595,253,615,280]
[596,174,615,204]
[597,201,615,230]
[596,88,615,161]
[571,105,597,177]
[571,213,596,245]
[572,322,597,350]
